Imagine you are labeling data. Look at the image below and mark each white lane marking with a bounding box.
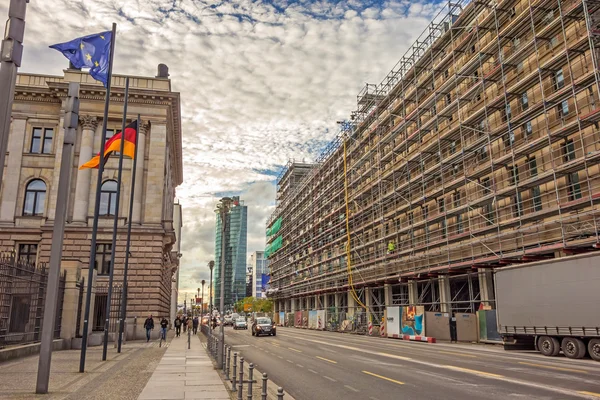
[308,369,318,374]
[296,364,304,368]
[323,376,337,382]
[278,356,283,359]
[287,359,294,363]
[345,385,359,392]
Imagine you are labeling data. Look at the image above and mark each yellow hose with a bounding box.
[343,135,368,311]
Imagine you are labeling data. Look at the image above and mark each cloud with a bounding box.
[10,0,440,302]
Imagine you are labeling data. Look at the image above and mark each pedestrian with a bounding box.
[144,315,154,342]
[174,316,182,337]
[183,315,188,333]
[160,316,168,340]
[192,316,199,335]
[212,316,217,330]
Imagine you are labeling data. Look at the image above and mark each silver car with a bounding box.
[233,318,248,330]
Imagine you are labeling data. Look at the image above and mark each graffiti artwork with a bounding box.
[316,310,326,330]
[400,305,424,335]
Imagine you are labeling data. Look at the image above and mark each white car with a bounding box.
[233,318,248,330]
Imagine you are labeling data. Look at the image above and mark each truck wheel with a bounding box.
[561,337,586,359]
[538,336,560,357]
[588,339,600,362]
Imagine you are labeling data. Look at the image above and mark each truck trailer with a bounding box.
[495,253,600,361]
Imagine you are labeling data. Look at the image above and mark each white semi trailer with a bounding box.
[495,252,600,361]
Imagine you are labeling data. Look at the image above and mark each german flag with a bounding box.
[80,120,137,170]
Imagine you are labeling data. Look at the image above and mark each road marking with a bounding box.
[296,364,304,368]
[271,343,280,347]
[316,356,337,364]
[323,376,336,382]
[277,356,283,359]
[370,397,381,400]
[439,350,477,358]
[344,385,359,392]
[518,362,589,374]
[362,370,404,385]
[287,359,294,363]
[288,347,302,353]
[308,369,318,374]
[443,366,503,378]
[578,392,600,398]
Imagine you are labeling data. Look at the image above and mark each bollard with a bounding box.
[222,343,227,371]
[226,346,231,380]
[232,353,238,392]
[261,373,268,400]
[237,357,244,400]
[247,363,254,400]
[277,387,285,400]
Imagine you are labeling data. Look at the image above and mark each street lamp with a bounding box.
[196,287,200,317]
[201,279,205,319]
[216,197,233,369]
[208,260,214,333]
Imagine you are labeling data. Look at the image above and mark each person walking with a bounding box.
[144,315,154,342]
[160,317,168,340]
[192,316,199,335]
[182,315,188,333]
[174,316,182,337]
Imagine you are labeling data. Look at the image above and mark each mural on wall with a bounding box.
[400,305,425,335]
[295,311,303,328]
[279,312,285,326]
[316,310,326,330]
[308,311,318,329]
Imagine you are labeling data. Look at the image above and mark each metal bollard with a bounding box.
[222,343,227,371]
[232,353,238,392]
[261,373,268,400]
[237,357,244,400]
[277,387,285,400]
[247,363,254,400]
[226,346,231,380]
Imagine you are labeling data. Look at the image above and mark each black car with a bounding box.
[252,317,276,337]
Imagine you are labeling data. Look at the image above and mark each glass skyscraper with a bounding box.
[214,196,248,310]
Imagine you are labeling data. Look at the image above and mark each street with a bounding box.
[225,327,600,400]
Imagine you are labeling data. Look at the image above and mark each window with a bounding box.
[528,156,538,177]
[559,100,569,117]
[548,36,558,50]
[524,121,533,137]
[99,180,118,216]
[504,130,515,148]
[453,191,461,208]
[23,179,46,216]
[563,140,582,200]
[105,129,116,142]
[517,61,524,73]
[485,204,495,225]
[444,70,449,79]
[555,70,564,89]
[438,198,445,213]
[450,141,457,154]
[479,144,488,160]
[30,128,54,154]
[482,177,491,194]
[532,187,542,211]
[422,205,429,220]
[446,93,452,106]
[513,37,520,49]
[544,9,554,25]
[18,244,37,265]
[505,103,512,121]
[521,93,528,111]
[456,214,464,233]
[95,243,113,275]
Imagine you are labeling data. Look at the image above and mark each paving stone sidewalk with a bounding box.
[137,334,230,400]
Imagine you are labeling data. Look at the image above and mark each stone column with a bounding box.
[365,287,373,323]
[408,281,418,305]
[323,294,329,310]
[439,276,452,313]
[478,269,495,308]
[59,260,82,341]
[132,122,149,224]
[290,298,296,313]
[47,117,66,221]
[0,118,27,223]
[334,292,340,309]
[347,291,356,318]
[384,283,393,306]
[314,295,319,310]
[72,116,98,224]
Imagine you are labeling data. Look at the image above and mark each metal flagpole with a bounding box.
[217,197,232,368]
[0,0,28,193]
[35,82,80,394]
[117,113,140,353]
[102,77,130,360]
[80,22,117,373]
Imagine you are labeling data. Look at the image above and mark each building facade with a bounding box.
[251,251,269,298]
[214,196,248,309]
[267,0,600,318]
[0,67,183,339]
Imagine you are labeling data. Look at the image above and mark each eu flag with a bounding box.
[50,31,112,87]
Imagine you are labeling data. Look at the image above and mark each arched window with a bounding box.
[23,179,46,216]
[99,180,118,216]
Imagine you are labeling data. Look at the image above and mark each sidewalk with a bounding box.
[137,334,230,400]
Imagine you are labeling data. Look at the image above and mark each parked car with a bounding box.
[233,318,248,330]
[224,315,234,326]
[252,317,276,337]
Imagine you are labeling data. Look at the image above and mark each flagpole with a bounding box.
[80,22,117,373]
[117,112,140,353]
[101,77,129,360]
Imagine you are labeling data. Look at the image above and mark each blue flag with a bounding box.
[50,31,112,87]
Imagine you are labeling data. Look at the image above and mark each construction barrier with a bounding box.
[402,335,436,343]
[368,321,373,336]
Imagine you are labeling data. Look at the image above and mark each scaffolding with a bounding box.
[267,0,600,312]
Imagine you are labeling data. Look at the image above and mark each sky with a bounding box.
[4,0,443,302]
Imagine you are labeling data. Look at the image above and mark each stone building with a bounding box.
[0,67,183,340]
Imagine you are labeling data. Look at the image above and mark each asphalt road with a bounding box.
[224,326,600,400]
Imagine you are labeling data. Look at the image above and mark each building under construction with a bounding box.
[266,0,600,321]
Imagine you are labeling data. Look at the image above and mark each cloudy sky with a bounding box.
[6,0,443,302]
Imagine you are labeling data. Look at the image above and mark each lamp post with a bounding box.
[201,279,205,318]
[216,197,233,369]
[196,288,200,317]
[208,260,214,334]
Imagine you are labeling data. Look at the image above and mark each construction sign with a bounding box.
[244,304,252,312]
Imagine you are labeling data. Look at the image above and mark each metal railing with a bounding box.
[0,253,66,348]
[201,324,288,399]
